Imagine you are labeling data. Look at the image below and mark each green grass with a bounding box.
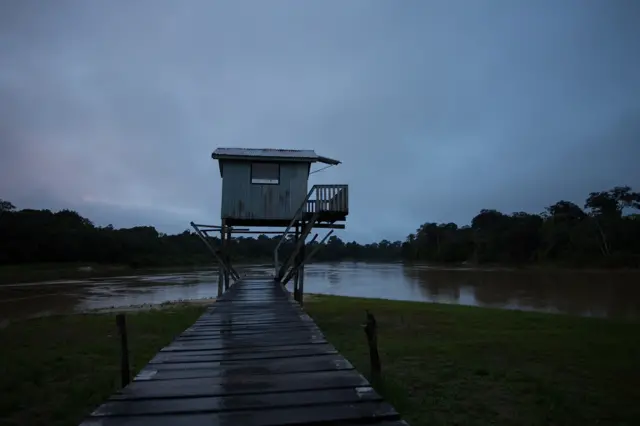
[0,306,206,426]
[306,296,640,426]
[2,297,639,426]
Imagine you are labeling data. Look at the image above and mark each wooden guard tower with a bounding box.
[191,148,349,304]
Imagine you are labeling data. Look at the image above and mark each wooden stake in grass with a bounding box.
[115,314,130,387]
[363,309,381,377]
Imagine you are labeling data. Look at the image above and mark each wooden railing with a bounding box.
[274,184,348,278]
[305,184,349,214]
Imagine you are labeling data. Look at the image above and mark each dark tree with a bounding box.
[1,185,639,270]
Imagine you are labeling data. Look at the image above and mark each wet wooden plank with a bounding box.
[159,342,332,354]
[149,346,339,364]
[81,401,399,426]
[92,387,381,416]
[187,318,301,326]
[168,334,327,347]
[180,326,323,337]
[133,361,354,381]
[113,369,370,400]
[181,323,321,332]
[136,354,353,375]
[79,277,409,426]
[340,422,411,426]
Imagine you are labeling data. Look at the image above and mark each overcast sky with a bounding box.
[1,0,639,243]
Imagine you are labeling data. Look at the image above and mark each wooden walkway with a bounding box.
[80,278,408,426]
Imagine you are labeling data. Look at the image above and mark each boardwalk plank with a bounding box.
[93,387,381,416]
[149,347,338,364]
[180,327,323,337]
[162,336,327,351]
[135,354,353,375]
[82,401,398,426]
[112,370,370,400]
[132,362,354,381]
[159,343,333,354]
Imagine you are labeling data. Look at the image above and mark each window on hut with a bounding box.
[251,162,280,185]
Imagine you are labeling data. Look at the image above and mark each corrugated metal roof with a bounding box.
[211,148,341,165]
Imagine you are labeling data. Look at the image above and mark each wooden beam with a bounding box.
[230,230,292,234]
[191,223,221,229]
[282,230,333,286]
[190,222,232,281]
[278,213,319,280]
[312,223,345,229]
[220,225,344,234]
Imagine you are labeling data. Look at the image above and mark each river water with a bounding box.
[1,262,639,322]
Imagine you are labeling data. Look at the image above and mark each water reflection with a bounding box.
[0,270,223,321]
[1,262,639,321]
[403,265,640,318]
[304,262,640,320]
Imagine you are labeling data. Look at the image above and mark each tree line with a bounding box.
[1,184,638,269]
[401,186,640,268]
[0,199,401,267]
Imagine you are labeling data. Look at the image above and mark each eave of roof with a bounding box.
[211,147,341,176]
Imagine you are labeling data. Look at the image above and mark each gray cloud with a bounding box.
[1,0,639,243]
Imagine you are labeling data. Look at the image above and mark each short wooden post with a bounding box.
[363,310,381,377]
[116,314,131,387]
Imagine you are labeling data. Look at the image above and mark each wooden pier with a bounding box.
[80,278,408,426]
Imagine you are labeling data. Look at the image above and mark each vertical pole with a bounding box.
[218,227,224,297]
[225,226,232,290]
[293,220,306,305]
[116,314,130,388]
[222,220,230,291]
[293,224,300,299]
[299,234,306,306]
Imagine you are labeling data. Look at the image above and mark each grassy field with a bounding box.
[305,296,640,426]
[1,297,639,426]
[0,306,206,426]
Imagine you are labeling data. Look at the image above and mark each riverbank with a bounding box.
[0,263,204,285]
[0,262,279,286]
[404,260,640,273]
[1,297,639,426]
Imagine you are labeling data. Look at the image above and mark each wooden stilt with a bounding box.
[225,226,232,290]
[292,220,306,304]
[293,224,300,300]
[217,226,224,297]
[222,219,230,291]
[299,232,306,306]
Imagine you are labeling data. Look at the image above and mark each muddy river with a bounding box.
[1,262,639,322]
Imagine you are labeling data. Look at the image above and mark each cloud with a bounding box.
[1,0,639,243]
